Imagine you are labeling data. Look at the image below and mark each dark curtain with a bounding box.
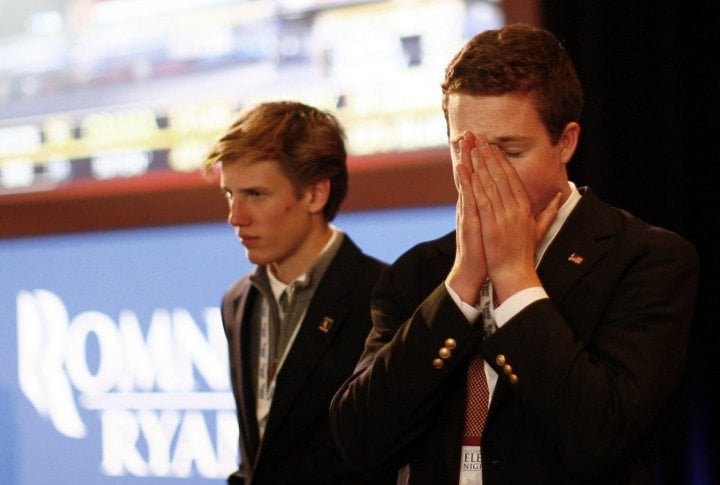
[542,2,719,483]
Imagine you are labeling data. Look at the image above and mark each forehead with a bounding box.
[220,158,288,185]
[447,92,542,141]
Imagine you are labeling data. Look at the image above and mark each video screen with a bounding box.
[0,0,504,194]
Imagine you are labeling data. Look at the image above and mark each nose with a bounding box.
[228,198,249,227]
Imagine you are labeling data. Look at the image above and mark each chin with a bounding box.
[245,251,263,265]
[247,252,276,267]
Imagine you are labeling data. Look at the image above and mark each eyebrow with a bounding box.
[493,136,533,144]
[448,134,532,146]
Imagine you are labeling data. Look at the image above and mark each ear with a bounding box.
[303,178,331,214]
[558,121,580,165]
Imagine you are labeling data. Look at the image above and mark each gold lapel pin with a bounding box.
[318,316,334,333]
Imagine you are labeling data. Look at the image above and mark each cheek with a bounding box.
[522,164,563,213]
[254,203,289,227]
[268,199,303,226]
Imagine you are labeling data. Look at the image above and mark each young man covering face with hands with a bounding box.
[330,24,699,485]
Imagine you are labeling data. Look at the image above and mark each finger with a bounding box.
[455,163,479,222]
[451,132,474,190]
[486,142,531,215]
[455,162,473,196]
[471,140,505,216]
[456,163,486,270]
[459,132,476,170]
[496,149,530,211]
[468,150,494,216]
[485,142,515,207]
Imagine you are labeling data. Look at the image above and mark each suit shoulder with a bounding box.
[614,207,698,261]
[392,230,455,268]
[339,234,388,273]
[576,187,697,264]
[376,230,455,298]
[223,273,253,304]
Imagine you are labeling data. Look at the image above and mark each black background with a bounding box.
[543,2,718,483]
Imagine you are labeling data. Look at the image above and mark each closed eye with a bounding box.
[501,148,524,158]
[492,137,533,159]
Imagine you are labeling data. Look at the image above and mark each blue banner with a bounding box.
[0,205,454,484]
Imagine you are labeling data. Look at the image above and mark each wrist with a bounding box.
[447,270,485,306]
[492,271,541,305]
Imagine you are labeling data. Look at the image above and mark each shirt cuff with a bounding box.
[445,280,481,324]
[494,287,548,328]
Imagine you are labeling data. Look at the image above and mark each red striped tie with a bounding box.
[459,281,494,483]
[462,354,489,445]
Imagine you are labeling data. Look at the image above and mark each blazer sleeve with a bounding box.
[331,234,481,473]
[480,225,700,477]
[331,205,701,481]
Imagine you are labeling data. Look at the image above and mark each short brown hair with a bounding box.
[203,101,348,221]
[441,23,583,144]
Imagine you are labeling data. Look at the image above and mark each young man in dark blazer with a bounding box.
[203,101,396,484]
[330,24,699,484]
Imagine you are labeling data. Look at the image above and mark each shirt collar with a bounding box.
[267,226,342,303]
[535,181,581,266]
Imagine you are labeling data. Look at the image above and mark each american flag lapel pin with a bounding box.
[568,253,584,265]
[318,316,334,333]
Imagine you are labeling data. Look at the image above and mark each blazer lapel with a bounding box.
[488,188,618,414]
[258,238,359,449]
[538,188,617,302]
[225,278,262,467]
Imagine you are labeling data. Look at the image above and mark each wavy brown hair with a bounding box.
[203,101,348,221]
[441,23,583,144]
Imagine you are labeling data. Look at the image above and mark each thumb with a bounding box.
[535,192,562,242]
